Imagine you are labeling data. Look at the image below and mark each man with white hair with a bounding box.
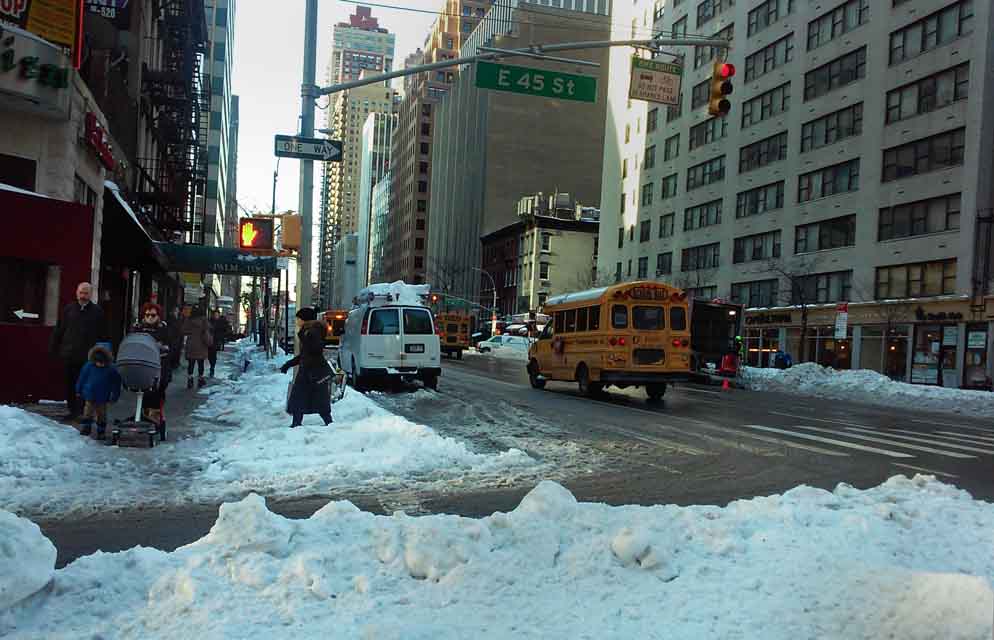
[49,282,108,421]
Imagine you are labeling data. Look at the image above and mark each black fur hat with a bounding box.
[296,307,317,322]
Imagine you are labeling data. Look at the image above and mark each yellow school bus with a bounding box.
[435,311,471,359]
[323,310,348,346]
[527,281,691,401]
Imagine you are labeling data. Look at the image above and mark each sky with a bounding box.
[231,0,439,218]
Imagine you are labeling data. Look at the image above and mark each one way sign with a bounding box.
[274,135,343,162]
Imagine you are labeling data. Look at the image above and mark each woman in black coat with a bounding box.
[280,308,333,428]
[130,302,173,438]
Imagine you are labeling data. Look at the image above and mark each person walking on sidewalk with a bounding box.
[49,282,107,422]
[74,343,121,439]
[183,305,212,389]
[207,309,230,377]
[280,308,333,428]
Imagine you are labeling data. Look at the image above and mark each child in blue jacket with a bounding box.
[75,343,122,440]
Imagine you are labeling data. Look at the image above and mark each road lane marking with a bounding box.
[768,411,872,428]
[738,425,914,458]
[844,427,994,455]
[678,386,723,396]
[910,418,993,432]
[892,463,959,479]
[936,430,994,444]
[788,425,974,459]
[884,428,994,445]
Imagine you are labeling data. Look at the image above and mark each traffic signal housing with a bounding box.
[708,61,735,117]
[239,217,275,252]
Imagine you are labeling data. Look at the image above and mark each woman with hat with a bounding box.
[280,307,334,428]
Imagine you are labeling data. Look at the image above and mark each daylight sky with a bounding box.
[231,1,439,217]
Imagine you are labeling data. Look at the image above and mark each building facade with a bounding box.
[356,111,397,291]
[369,170,392,285]
[329,5,395,85]
[331,233,359,309]
[598,0,994,387]
[385,0,495,285]
[428,0,610,306]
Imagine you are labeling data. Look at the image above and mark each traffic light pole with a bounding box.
[296,0,318,311]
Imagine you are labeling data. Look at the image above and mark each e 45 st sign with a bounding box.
[239,218,274,252]
[475,61,596,104]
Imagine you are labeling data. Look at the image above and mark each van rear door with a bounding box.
[366,308,403,368]
[401,307,440,368]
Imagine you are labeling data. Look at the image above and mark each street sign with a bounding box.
[834,303,849,339]
[475,61,597,103]
[13,309,39,320]
[274,135,342,162]
[629,57,682,106]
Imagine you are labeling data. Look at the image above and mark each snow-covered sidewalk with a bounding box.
[2,475,992,639]
[741,363,994,419]
[0,341,534,519]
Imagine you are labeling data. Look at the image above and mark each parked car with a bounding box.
[477,335,532,353]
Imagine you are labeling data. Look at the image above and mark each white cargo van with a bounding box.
[339,282,441,390]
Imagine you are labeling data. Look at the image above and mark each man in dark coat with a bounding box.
[207,309,231,376]
[280,307,333,428]
[49,282,107,421]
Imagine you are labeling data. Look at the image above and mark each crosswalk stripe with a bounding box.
[739,425,914,458]
[670,417,850,457]
[788,425,974,459]
[936,430,994,444]
[845,427,994,455]
[892,463,959,479]
[768,411,871,429]
[910,418,993,432]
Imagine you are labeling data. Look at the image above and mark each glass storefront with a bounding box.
[789,326,853,369]
[859,326,910,382]
[744,328,779,367]
[963,323,990,389]
[912,324,960,386]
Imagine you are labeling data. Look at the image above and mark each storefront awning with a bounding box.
[101,181,169,272]
[154,242,278,276]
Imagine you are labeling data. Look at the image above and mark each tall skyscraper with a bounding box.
[318,6,396,307]
[385,0,494,285]
[357,111,398,289]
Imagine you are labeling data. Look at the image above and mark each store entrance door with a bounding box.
[912,324,960,387]
[963,324,990,390]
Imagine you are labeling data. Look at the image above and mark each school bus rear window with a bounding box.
[633,306,665,330]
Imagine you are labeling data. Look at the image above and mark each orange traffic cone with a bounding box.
[721,378,730,391]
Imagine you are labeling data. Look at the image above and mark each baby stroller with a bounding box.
[111,333,164,448]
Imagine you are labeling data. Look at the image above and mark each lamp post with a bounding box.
[474,267,497,337]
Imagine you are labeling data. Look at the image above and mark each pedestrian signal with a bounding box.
[239,218,275,251]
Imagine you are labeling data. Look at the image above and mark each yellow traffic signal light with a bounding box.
[239,218,275,252]
[708,61,735,117]
[281,214,302,250]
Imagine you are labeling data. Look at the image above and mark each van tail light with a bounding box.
[618,337,626,346]
[672,339,681,347]
[609,337,617,346]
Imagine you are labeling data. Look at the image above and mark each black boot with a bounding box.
[95,423,106,440]
[187,376,194,389]
[157,420,166,442]
[198,376,206,388]
[79,419,92,436]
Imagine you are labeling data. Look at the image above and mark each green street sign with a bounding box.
[475,60,597,103]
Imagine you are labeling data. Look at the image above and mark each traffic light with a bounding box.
[239,217,275,252]
[708,61,735,117]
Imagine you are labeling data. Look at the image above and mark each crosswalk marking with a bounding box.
[886,428,994,446]
[910,418,993,432]
[936,430,994,444]
[739,425,914,458]
[768,410,870,428]
[788,425,974,459]
[845,427,994,455]
[892,463,959,479]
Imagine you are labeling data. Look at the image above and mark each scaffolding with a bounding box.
[135,0,210,243]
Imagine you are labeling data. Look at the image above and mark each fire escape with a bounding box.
[135,0,210,244]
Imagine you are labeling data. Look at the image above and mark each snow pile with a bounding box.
[0,510,56,609]
[742,363,994,418]
[2,475,992,639]
[464,347,530,362]
[359,280,430,307]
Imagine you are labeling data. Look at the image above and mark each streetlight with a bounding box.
[473,267,498,337]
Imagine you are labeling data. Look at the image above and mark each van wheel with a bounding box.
[528,360,546,389]
[423,374,439,391]
[647,383,666,403]
[352,357,368,392]
[576,364,601,397]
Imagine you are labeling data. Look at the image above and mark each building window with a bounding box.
[661,173,678,199]
[419,142,430,154]
[422,103,432,116]
[421,123,431,136]
[797,159,860,202]
[748,0,793,37]
[672,16,688,38]
[881,128,965,183]
[667,94,684,123]
[622,158,628,178]
[885,63,970,124]
[741,82,790,130]
[681,242,721,271]
[695,24,735,69]
[419,161,429,174]
[638,220,651,243]
[0,153,36,191]
[736,181,784,218]
[644,146,656,169]
[879,193,961,241]
[744,34,794,83]
[620,192,626,214]
[416,218,426,230]
[656,252,673,276]
[615,262,623,282]
[637,257,649,279]
[618,227,624,249]
[801,103,863,153]
[0,257,51,326]
[689,116,728,150]
[687,155,725,191]
[664,134,680,161]
[659,213,675,238]
[417,200,427,212]
[684,199,722,231]
[691,79,711,110]
[889,0,974,66]
[625,124,631,143]
[696,0,734,29]
[733,230,781,263]
[792,270,852,304]
[539,262,550,280]
[415,238,424,250]
[739,131,788,173]
[875,260,957,299]
[804,47,866,101]
[641,183,653,206]
[415,256,424,269]
[731,279,779,307]
[647,108,658,132]
[794,214,856,253]
[541,232,552,252]
[807,0,869,50]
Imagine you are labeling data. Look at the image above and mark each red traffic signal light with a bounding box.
[708,61,735,117]
[239,218,275,251]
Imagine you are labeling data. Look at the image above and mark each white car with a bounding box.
[339,285,441,391]
[477,335,531,353]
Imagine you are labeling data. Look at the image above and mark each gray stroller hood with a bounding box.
[117,333,162,392]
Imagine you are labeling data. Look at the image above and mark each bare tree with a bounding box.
[570,267,615,291]
[426,256,469,299]
[670,268,722,299]
[767,255,822,363]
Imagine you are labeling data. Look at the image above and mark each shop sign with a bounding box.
[84,111,115,170]
[914,306,963,322]
[942,325,958,347]
[746,312,792,325]
[84,0,129,25]
[0,24,69,115]
[967,331,987,349]
[0,0,83,67]
[834,303,848,339]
